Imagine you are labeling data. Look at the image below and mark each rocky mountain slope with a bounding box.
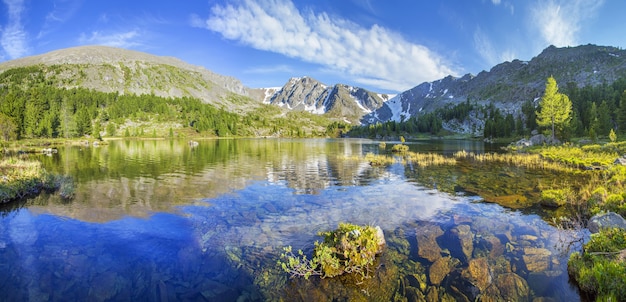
[0,45,265,112]
[0,45,388,123]
[363,44,626,124]
[264,77,392,123]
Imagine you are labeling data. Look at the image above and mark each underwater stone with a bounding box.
[416,224,444,262]
[447,224,474,262]
[465,257,491,291]
[494,273,530,302]
[521,247,552,272]
[429,257,453,285]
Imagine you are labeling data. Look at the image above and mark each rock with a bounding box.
[405,286,425,302]
[522,247,552,272]
[416,224,444,262]
[445,270,480,302]
[588,212,626,233]
[465,257,491,291]
[429,257,453,285]
[526,270,562,297]
[374,225,386,251]
[494,273,530,302]
[447,225,474,262]
[615,156,626,166]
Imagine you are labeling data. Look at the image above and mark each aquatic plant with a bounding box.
[391,144,409,153]
[568,228,626,301]
[404,152,456,167]
[454,150,573,171]
[278,223,385,280]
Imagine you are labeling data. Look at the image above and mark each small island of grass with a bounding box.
[0,157,74,204]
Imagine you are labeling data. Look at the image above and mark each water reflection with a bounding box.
[0,139,582,301]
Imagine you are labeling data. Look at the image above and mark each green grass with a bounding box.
[568,228,626,301]
[0,157,74,203]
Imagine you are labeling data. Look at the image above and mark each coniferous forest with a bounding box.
[348,77,626,140]
[0,66,332,140]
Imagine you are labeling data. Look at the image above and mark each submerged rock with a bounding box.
[521,247,552,272]
[429,257,453,285]
[447,224,474,262]
[416,224,445,262]
[464,257,491,291]
[494,273,530,302]
[588,212,626,233]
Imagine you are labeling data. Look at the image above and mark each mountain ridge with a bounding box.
[363,44,626,127]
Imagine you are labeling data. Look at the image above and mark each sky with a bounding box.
[0,0,624,94]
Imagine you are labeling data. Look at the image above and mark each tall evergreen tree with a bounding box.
[536,76,572,140]
[597,100,612,136]
[618,90,626,133]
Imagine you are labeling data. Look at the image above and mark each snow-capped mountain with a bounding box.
[264,76,393,123]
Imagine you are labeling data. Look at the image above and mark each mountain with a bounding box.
[264,76,392,123]
[363,44,626,126]
[0,45,388,123]
[0,45,265,112]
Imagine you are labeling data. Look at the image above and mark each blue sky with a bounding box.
[0,0,624,93]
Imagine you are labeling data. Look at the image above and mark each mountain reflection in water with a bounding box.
[0,139,581,301]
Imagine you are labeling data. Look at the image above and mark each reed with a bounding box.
[453,150,574,172]
[404,151,456,167]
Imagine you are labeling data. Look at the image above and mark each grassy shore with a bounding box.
[0,157,74,203]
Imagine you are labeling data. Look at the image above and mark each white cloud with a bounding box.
[531,0,604,47]
[194,0,457,92]
[473,27,516,67]
[1,0,30,59]
[79,30,141,48]
[491,0,501,5]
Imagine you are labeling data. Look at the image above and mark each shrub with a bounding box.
[278,223,385,280]
[568,228,626,300]
[540,189,570,207]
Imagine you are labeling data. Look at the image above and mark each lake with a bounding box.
[0,139,583,301]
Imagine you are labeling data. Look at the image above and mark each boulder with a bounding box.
[465,257,491,291]
[615,156,626,166]
[429,257,453,285]
[416,224,445,262]
[521,247,552,272]
[494,273,530,302]
[447,224,474,262]
[588,212,626,233]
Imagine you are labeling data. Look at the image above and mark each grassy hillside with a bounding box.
[0,66,335,140]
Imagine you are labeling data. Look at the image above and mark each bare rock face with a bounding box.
[363,44,626,133]
[267,77,386,123]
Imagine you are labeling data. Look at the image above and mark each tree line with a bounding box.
[0,66,324,141]
[348,75,626,140]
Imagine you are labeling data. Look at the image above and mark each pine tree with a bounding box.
[597,100,612,136]
[618,90,626,133]
[536,76,572,140]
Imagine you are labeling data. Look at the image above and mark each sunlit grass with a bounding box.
[453,150,575,172]
[404,152,456,167]
[339,153,399,166]
[536,145,618,168]
[0,157,74,202]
